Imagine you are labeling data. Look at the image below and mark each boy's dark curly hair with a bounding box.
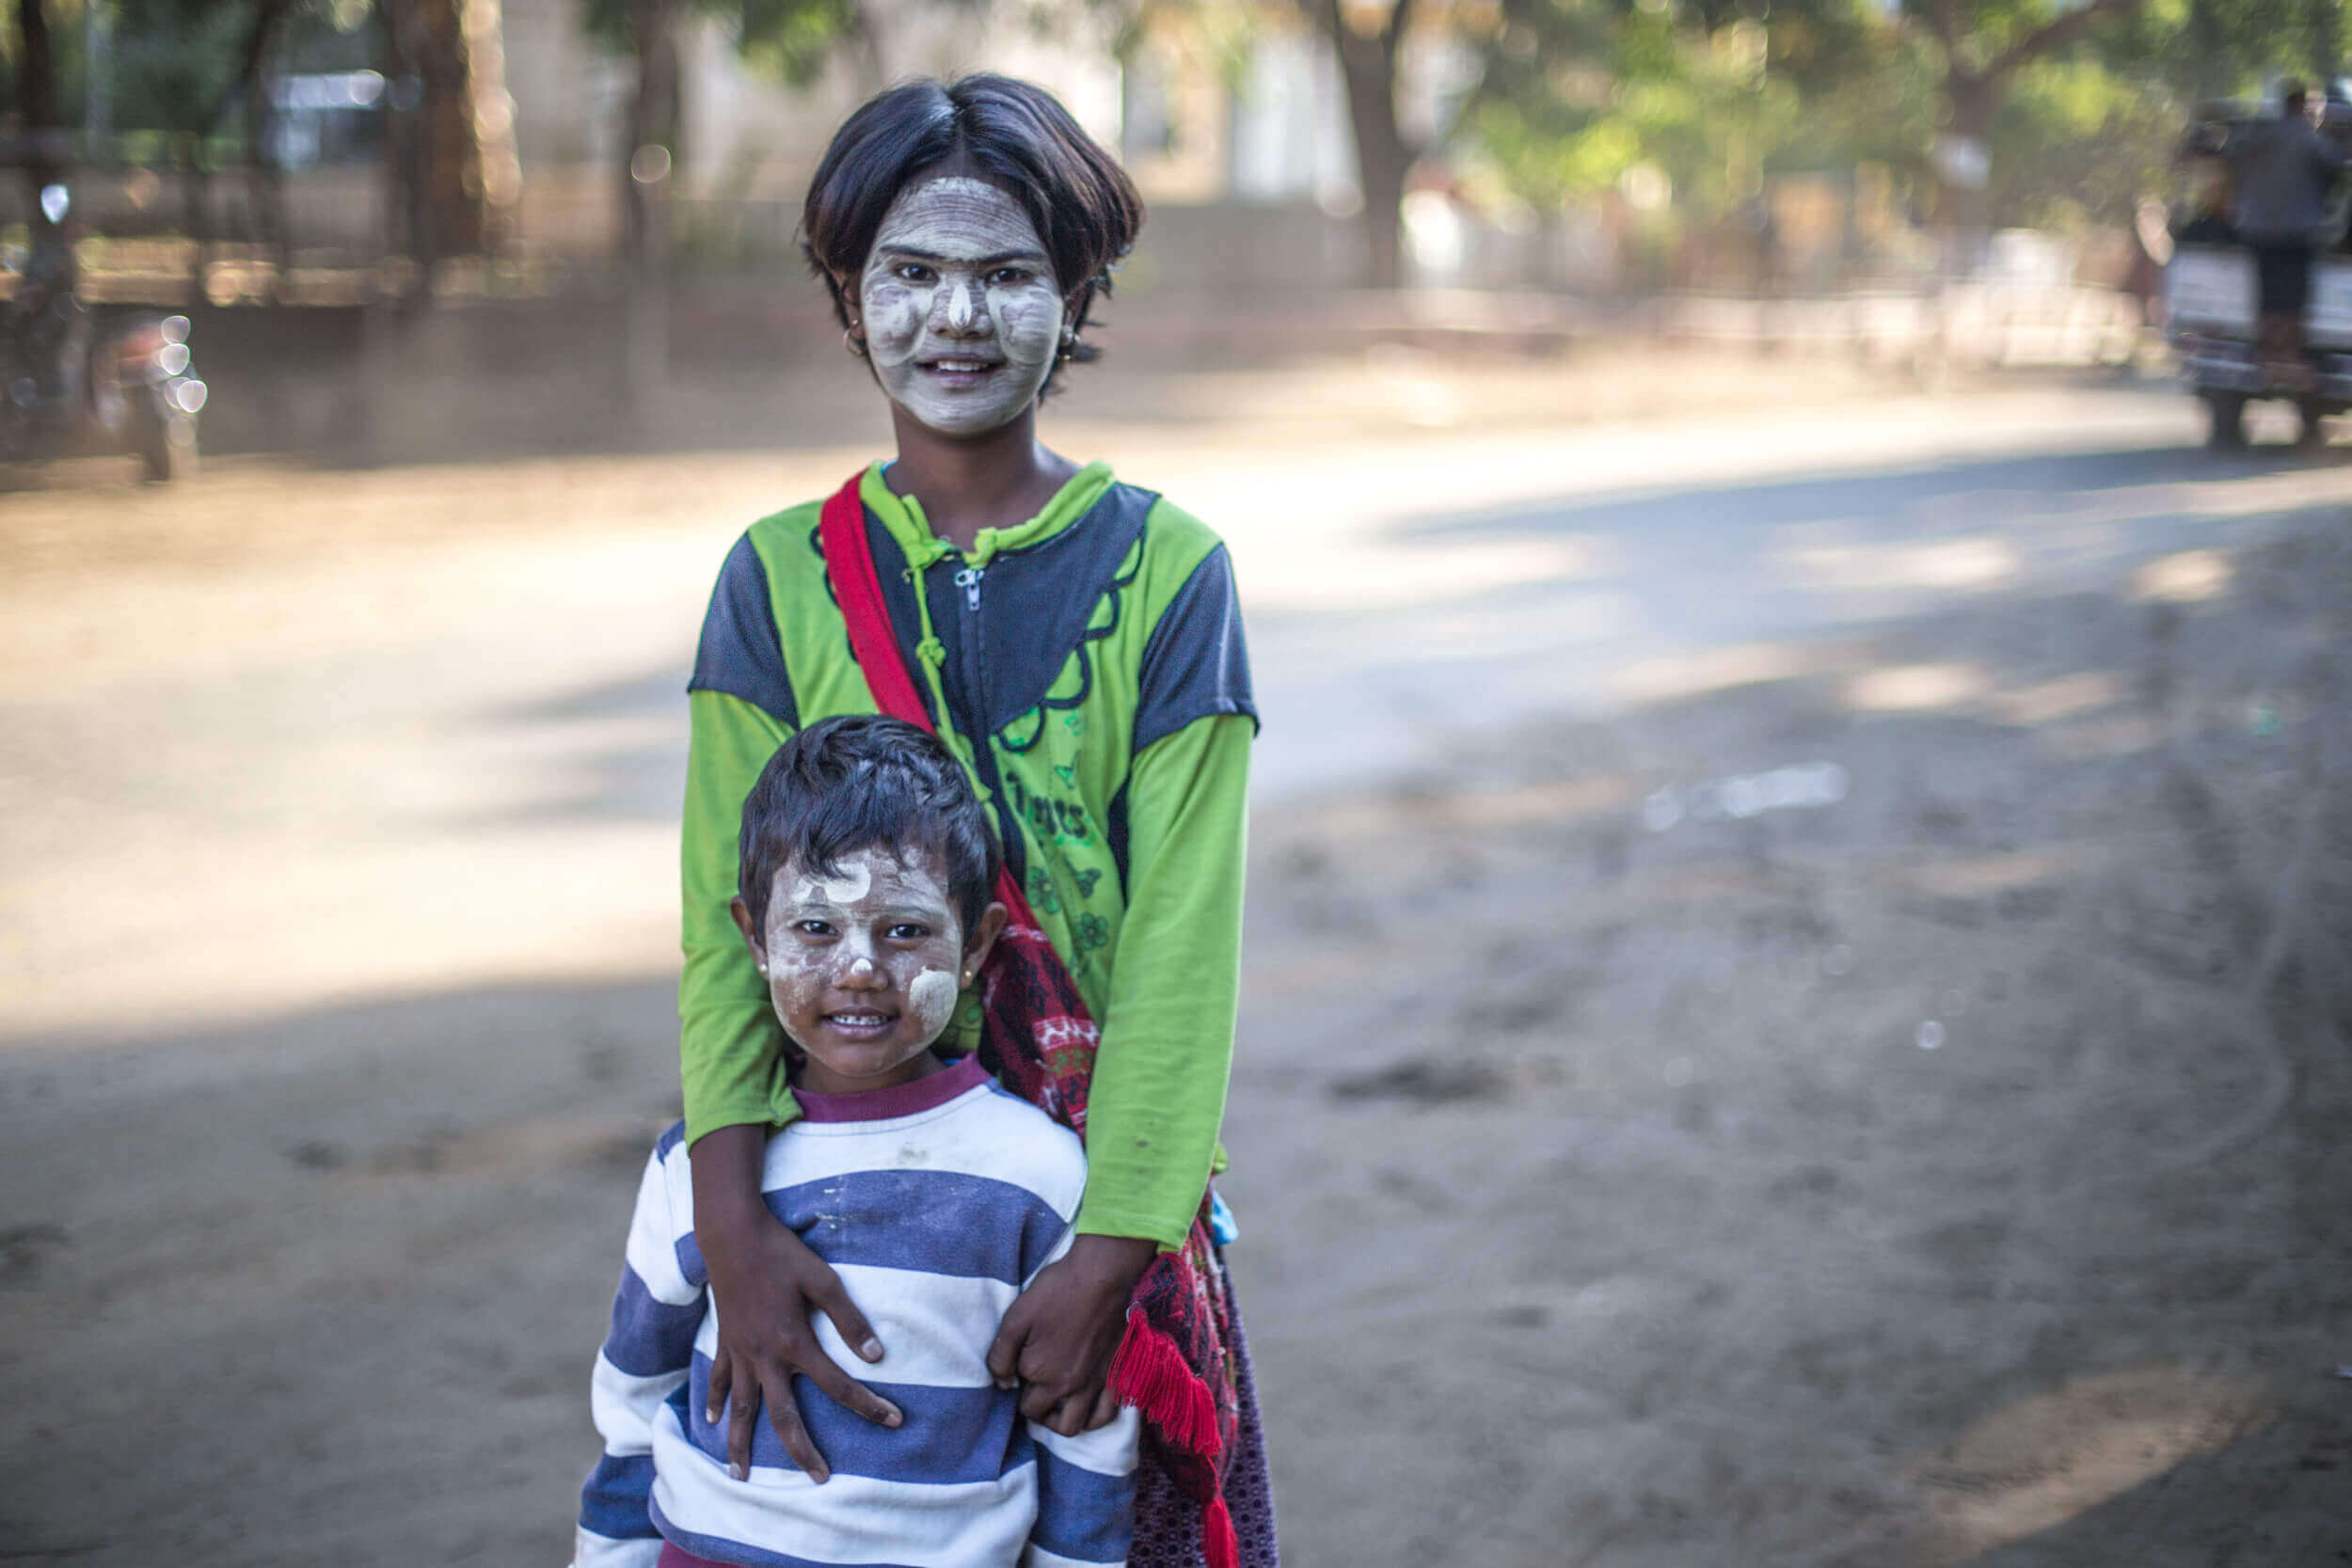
[800,73,1145,394]
[737,715,1001,942]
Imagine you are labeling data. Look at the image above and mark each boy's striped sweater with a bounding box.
[574,1056,1139,1568]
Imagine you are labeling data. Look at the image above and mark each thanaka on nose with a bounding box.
[941,276,981,334]
[835,932,885,978]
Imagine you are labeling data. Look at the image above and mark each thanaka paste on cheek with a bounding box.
[908,967,960,1038]
[857,176,1064,438]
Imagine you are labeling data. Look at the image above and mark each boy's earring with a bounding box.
[845,328,866,358]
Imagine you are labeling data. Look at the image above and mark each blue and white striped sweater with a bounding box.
[574,1058,1139,1568]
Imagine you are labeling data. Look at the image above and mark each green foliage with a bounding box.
[2130,0,2348,99]
[110,0,272,132]
[575,0,870,101]
[2,0,373,138]
[1989,53,2178,224]
[580,0,1131,92]
[733,0,860,86]
[1454,0,2283,237]
[1461,0,1894,218]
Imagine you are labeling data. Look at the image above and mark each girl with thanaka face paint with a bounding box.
[670,75,1274,1567]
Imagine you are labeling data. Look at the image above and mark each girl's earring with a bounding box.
[1057,326,1078,361]
[845,327,867,358]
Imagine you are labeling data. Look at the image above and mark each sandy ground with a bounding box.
[5,355,2352,1565]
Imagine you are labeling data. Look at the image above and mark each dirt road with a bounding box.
[6,360,2352,1565]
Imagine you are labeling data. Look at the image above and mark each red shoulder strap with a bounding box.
[817,469,1042,924]
[818,470,933,731]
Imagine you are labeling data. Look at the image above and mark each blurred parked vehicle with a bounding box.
[2166,95,2352,450]
[2,183,206,481]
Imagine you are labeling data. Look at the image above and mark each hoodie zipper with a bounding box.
[940,557,1019,878]
[952,562,991,743]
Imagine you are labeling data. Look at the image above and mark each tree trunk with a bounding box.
[457,0,522,252]
[1941,71,1994,278]
[412,0,520,260]
[620,0,681,266]
[1327,18,1411,288]
[15,0,60,234]
[620,0,681,426]
[247,59,289,277]
[377,0,517,269]
[379,0,432,267]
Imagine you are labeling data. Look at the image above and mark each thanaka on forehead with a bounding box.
[870,180,1046,249]
[873,245,1052,268]
[773,846,957,915]
[891,173,1025,208]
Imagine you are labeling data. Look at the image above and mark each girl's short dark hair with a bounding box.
[737,715,1001,942]
[801,73,1144,390]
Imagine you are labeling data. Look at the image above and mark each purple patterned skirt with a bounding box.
[1127,1263,1279,1568]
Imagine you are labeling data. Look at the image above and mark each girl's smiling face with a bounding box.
[855,174,1066,437]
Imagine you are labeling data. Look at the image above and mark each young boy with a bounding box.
[574,716,1140,1568]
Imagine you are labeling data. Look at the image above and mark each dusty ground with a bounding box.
[4,356,2352,1565]
[1236,527,2352,1566]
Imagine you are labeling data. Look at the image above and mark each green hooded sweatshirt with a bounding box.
[679,461,1256,1250]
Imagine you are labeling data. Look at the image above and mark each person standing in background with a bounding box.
[2223,79,2349,385]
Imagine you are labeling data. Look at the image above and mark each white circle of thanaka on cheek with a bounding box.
[908,967,960,1039]
[857,176,1065,436]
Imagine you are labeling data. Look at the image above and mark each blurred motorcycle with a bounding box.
[2,182,208,481]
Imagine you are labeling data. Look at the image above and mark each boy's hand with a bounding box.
[692,1126,903,1483]
[987,1233,1158,1437]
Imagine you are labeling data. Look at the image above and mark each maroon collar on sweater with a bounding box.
[791,1054,989,1123]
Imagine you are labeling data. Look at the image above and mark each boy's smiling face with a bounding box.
[732,844,1002,1095]
[854,173,1067,438]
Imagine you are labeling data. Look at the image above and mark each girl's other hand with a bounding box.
[987,1233,1158,1436]
[691,1126,902,1482]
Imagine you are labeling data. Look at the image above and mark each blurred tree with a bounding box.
[1981,52,2170,227]
[577,0,1135,266]
[1463,0,1895,214]
[2,0,513,267]
[1891,0,2145,253]
[5,0,296,246]
[381,0,521,261]
[1459,0,2242,275]
[8,0,63,239]
[1288,0,1422,286]
[2143,0,2346,102]
[572,0,913,269]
